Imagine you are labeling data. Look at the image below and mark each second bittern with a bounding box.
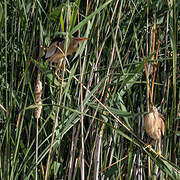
[144,106,165,154]
[45,37,88,71]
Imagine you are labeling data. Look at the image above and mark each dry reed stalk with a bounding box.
[35,70,42,180]
[35,72,42,119]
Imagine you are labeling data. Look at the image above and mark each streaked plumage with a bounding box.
[45,37,88,66]
[144,106,165,141]
[144,106,165,154]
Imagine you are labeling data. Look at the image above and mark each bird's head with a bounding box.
[151,106,158,113]
[68,38,88,54]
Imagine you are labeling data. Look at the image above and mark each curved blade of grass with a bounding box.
[71,0,112,34]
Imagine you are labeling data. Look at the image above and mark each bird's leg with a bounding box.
[55,59,63,84]
[144,144,157,154]
[144,139,157,154]
[55,59,66,87]
[144,137,152,150]
[155,140,162,158]
[144,144,152,150]
[55,68,61,83]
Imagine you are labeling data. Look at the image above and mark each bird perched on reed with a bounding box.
[44,37,88,75]
[144,106,165,155]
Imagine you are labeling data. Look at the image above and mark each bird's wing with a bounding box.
[45,42,58,58]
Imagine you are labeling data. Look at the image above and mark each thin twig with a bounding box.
[141,47,153,106]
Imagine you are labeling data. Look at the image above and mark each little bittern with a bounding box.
[45,37,88,67]
[44,37,88,82]
[144,106,165,154]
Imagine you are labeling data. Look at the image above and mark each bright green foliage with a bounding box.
[0,0,179,179]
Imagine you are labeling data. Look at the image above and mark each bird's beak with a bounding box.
[75,37,88,42]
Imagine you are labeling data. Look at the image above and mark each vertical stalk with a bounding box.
[35,44,43,180]
[172,0,177,162]
[4,0,10,179]
[169,0,177,163]
[80,56,85,180]
[172,0,177,110]
[146,1,150,113]
[36,116,38,180]
[79,30,85,179]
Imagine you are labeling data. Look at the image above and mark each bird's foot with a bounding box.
[55,72,66,87]
[144,145,162,158]
[154,150,162,159]
[144,144,157,154]
[144,144,152,150]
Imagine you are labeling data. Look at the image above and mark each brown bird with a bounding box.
[144,106,165,154]
[45,37,88,70]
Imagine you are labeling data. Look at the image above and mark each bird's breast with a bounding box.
[144,111,162,141]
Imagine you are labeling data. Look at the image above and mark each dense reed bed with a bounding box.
[0,0,179,179]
